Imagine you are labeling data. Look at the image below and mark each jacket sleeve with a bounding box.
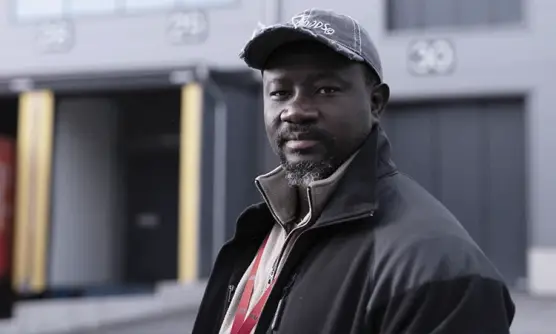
[367,236,515,334]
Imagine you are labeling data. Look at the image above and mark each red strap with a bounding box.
[231,235,275,334]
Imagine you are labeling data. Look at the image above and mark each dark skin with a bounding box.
[262,41,390,217]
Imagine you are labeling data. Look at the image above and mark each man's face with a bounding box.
[262,41,386,186]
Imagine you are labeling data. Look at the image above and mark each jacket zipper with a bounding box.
[267,230,298,284]
[268,209,375,284]
[267,188,317,284]
[262,210,374,333]
[269,273,298,333]
[255,177,376,330]
[225,284,236,309]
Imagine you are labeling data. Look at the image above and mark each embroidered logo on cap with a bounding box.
[291,14,335,35]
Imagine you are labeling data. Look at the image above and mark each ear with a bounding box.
[371,83,390,118]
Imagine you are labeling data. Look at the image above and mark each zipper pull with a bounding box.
[270,273,298,332]
[268,258,280,284]
[268,267,277,285]
[226,285,236,303]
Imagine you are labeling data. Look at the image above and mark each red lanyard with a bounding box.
[231,235,275,334]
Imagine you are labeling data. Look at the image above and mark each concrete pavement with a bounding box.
[510,292,556,334]
[0,282,205,334]
[1,286,555,334]
[73,291,556,334]
[67,309,198,334]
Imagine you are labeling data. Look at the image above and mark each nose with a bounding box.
[280,96,318,124]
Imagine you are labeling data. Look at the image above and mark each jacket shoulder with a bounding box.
[367,173,515,332]
[371,173,504,291]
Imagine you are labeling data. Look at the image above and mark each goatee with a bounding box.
[280,157,335,187]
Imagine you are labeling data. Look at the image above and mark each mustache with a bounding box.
[276,125,332,146]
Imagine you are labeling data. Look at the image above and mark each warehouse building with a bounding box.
[0,0,554,301]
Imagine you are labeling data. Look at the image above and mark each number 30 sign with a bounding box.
[407,39,456,76]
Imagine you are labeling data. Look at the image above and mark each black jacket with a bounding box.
[192,127,515,334]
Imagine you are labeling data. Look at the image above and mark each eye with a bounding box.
[316,86,340,95]
[269,90,291,100]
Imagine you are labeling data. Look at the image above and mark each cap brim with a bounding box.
[240,26,364,70]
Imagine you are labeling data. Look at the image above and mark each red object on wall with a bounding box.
[0,137,15,279]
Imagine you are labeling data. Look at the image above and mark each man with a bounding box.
[193,8,515,334]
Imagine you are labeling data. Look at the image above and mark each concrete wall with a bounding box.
[0,0,274,77]
[49,98,124,287]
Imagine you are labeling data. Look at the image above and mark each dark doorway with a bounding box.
[119,89,181,284]
[125,151,179,283]
[0,96,18,318]
[50,88,180,294]
[0,97,18,138]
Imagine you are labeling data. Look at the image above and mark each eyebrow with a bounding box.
[304,71,350,85]
[263,69,351,90]
[264,78,289,91]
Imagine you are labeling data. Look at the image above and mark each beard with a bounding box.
[280,158,335,187]
[275,125,339,187]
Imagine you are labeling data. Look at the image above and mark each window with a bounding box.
[67,0,118,16]
[387,0,522,31]
[14,0,236,21]
[125,0,175,12]
[16,0,64,20]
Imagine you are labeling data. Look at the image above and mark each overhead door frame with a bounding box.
[13,90,55,293]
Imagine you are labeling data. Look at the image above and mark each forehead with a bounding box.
[263,41,360,79]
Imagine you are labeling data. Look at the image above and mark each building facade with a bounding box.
[0,0,554,296]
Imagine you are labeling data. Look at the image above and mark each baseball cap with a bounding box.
[240,8,384,82]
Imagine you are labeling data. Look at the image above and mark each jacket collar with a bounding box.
[254,148,358,227]
[233,125,396,241]
[315,125,396,226]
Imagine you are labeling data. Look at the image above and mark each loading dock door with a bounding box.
[126,151,179,283]
[381,98,527,287]
[0,97,17,317]
[122,89,181,284]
